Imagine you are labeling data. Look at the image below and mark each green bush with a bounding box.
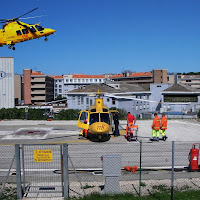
[110,107,127,120]
[55,109,80,120]
[0,108,80,120]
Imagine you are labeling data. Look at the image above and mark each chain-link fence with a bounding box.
[0,141,200,199]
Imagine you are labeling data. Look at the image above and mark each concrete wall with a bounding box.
[0,57,14,108]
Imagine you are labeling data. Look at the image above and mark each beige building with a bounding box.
[153,69,168,84]
[23,69,54,105]
[14,74,22,105]
[177,74,200,89]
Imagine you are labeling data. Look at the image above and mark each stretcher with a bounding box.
[125,123,138,142]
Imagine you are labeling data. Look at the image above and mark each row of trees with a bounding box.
[0,108,128,120]
[0,108,80,120]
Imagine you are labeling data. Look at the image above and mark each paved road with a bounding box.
[1,119,200,198]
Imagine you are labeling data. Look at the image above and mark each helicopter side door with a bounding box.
[77,111,89,130]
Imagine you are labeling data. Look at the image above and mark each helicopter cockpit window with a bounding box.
[35,25,44,31]
[29,26,37,33]
[80,112,88,124]
[22,29,29,34]
[90,109,96,112]
[103,108,108,112]
[100,113,110,125]
[16,30,22,36]
[90,113,99,125]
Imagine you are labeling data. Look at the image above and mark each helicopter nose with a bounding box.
[45,28,56,36]
[89,122,110,134]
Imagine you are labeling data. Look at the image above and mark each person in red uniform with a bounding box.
[127,112,136,125]
[126,112,136,138]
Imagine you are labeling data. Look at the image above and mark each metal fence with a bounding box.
[0,141,200,199]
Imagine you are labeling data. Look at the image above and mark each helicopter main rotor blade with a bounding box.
[20,15,47,20]
[0,19,7,21]
[16,7,39,20]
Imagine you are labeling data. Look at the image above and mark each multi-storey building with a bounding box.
[23,69,54,105]
[52,74,106,99]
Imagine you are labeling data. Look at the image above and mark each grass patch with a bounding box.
[152,184,170,193]
[0,184,17,200]
[83,183,95,189]
[140,182,146,187]
[66,190,200,200]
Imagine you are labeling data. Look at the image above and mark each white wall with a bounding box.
[0,57,14,108]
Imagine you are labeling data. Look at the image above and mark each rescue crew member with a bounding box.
[113,112,120,136]
[152,113,161,141]
[160,113,168,141]
[126,112,136,138]
[127,112,136,125]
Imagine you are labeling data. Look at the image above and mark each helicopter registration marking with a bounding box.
[97,124,105,131]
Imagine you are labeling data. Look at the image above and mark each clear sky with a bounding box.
[0,0,200,75]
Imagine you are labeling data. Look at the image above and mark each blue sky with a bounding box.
[0,0,200,75]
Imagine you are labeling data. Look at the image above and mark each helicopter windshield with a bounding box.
[90,113,110,125]
[35,25,44,31]
[90,113,99,125]
[100,113,110,125]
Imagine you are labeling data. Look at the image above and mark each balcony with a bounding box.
[31,90,46,95]
[31,84,45,88]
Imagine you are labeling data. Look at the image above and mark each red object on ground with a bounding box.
[188,143,199,171]
[47,119,52,121]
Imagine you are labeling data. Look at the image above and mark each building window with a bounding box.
[59,89,62,93]
[95,79,97,82]
[90,79,93,82]
[81,96,84,105]
[82,79,84,82]
[186,80,191,82]
[74,79,77,83]
[86,97,89,105]
[164,95,198,102]
[65,79,69,82]
[86,79,89,83]
[77,96,80,105]
[112,99,115,105]
[107,98,110,102]
[99,79,102,82]
[70,79,73,83]
[78,79,81,83]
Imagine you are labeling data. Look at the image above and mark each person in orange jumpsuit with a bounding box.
[160,113,168,141]
[152,113,161,141]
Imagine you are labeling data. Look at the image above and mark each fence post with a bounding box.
[171,141,175,200]
[63,143,69,198]
[139,140,142,196]
[15,144,22,200]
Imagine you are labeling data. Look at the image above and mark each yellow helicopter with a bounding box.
[77,90,118,142]
[0,7,55,50]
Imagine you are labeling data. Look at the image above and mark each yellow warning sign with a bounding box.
[34,150,52,162]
